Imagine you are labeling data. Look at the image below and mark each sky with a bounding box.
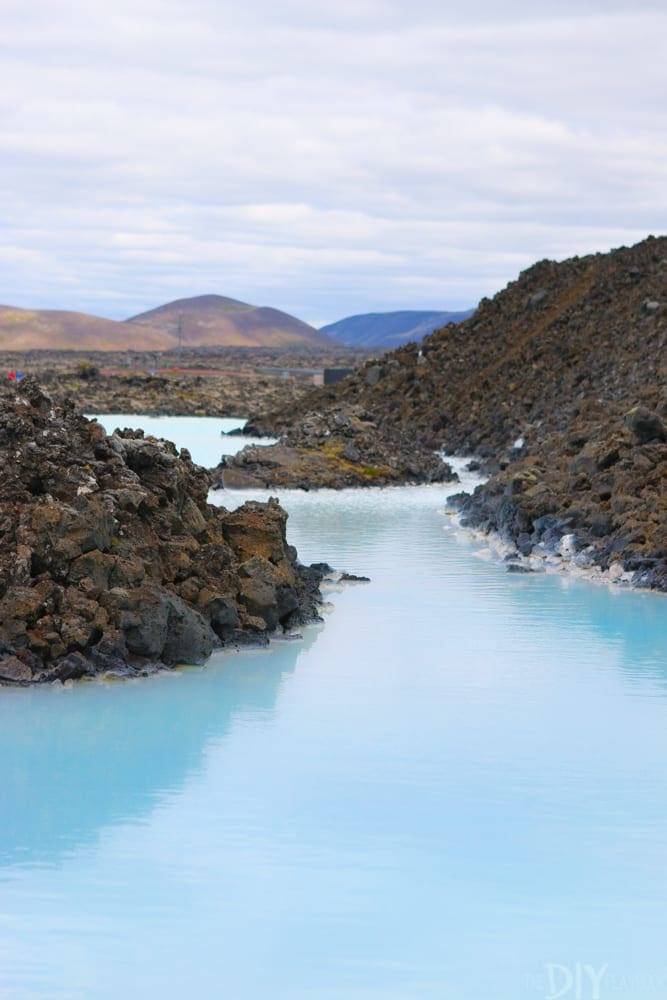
[1,0,666,327]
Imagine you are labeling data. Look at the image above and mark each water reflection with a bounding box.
[3,463,667,998]
[218,483,667,690]
[463,546,667,690]
[0,629,320,869]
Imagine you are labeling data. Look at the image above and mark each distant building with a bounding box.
[254,365,355,387]
[323,368,354,386]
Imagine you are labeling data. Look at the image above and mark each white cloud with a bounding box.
[0,0,665,323]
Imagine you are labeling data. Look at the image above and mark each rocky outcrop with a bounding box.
[0,378,326,684]
[449,401,667,590]
[221,403,455,488]
[236,235,667,590]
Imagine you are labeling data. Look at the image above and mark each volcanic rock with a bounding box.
[0,378,326,684]
[236,235,667,590]
[220,403,455,488]
[625,405,666,444]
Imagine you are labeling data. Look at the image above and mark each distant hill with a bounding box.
[0,306,168,351]
[0,294,337,352]
[321,309,475,349]
[127,294,336,349]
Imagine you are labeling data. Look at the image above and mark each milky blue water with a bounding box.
[89,415,275,468]
[2,417,667,999]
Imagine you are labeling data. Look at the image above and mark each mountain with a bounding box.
[127,294,335,349]
[320,309,474,349]
[0,306,168,351]
[0,294,337,351]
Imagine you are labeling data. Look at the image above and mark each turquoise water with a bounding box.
[2,418,667,999]
[89,415,275,468]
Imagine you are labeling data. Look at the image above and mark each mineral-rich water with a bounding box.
[89,414,275,468]
[2,417,667,999]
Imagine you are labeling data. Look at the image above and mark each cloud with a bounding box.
[0,0,665,324]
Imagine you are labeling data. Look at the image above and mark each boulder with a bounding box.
[0,656,33,683]
[625,406,666,444]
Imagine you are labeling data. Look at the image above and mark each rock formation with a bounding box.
[0,378,326,684]
[232,235,667,590]
[219,403,455,488]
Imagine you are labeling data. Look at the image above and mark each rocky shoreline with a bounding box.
[218,403,456,488]
[447,401,666,591]
[0,378,328,685]
[224,236,667,593]
[2,237,667,608]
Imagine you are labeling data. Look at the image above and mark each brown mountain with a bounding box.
[0,305,170,351]
[127,294,335,348]
[0,294,335,351]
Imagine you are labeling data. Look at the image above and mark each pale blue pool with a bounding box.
[1,417,666,999]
